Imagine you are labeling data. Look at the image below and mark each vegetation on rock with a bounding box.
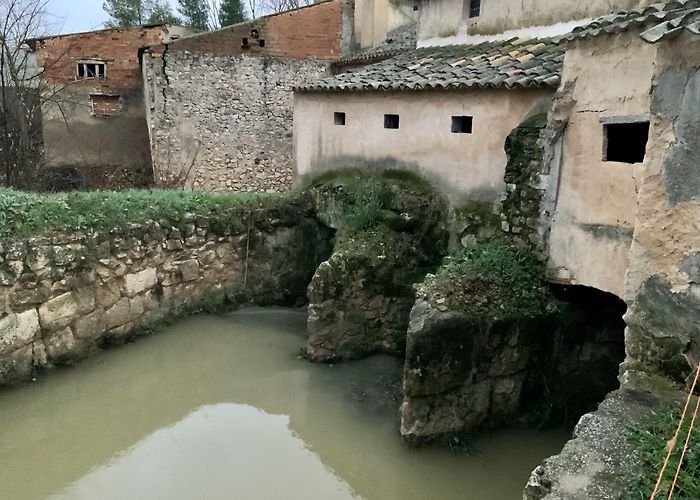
[418,238,557,321]
[305,169,449,361]
[0,188,302,240]
[627,406,700,500]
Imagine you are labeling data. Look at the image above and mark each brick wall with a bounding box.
[91,95,121,116]
[34,26,166,89]
[166,0,348,60]
[31,26,172,190]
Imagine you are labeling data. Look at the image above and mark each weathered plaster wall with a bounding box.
[621,33,700,388]
[143,51,330,192]
[417,0,658,45]
[293,88,552,203]
[546,32,657,298]
[354,0,419,49]
[0,199,332,387]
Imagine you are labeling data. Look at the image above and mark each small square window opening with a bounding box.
[242,37,250,47]
[334,112,346,126]
[451,115,473,134]
[384,114,399,129]
[603,121,650,164]
[469,0,481,18]
[259,39,265,47]
[76,61,106,80]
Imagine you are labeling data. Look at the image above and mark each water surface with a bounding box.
[0,308,568,500]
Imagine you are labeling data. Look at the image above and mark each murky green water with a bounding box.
[0,308,569,500]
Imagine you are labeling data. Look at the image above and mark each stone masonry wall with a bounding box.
[143,50,330,192]
[0,199,332,387]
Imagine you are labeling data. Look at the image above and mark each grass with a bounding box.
[0,188,295,240]
[421,238,553,320]
[627,406,700,500]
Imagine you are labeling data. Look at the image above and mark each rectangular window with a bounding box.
[602,118,650,164]
[469,0,481,18]
[384,114,399,129]
[76,61,106,80]
[90,94,120,116]
[451,115,473,134]
[334,112,346,126]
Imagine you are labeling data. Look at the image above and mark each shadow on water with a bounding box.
[0,307,569,500]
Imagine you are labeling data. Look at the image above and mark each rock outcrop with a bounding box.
[305,171,448,362]
[400,240,626,445]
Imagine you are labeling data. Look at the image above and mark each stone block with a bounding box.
[44,327,76,363]
[0,345,34,386]
[180,259,200,282]
[0,309,41,355]
[96,279,123,308]
[73,309,105,340]
[105,298,130,329]
[124,268,157,297]
[38,292,79,332]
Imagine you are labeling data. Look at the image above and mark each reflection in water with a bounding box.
[0,308,569,500]
[52,404,358,500]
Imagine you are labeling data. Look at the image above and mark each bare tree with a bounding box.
[0,0,69,188]
[263,0,312,15]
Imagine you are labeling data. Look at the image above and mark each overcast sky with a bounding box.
[46,0,180,35]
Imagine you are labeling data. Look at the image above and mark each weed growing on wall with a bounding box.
[627,407,700,500]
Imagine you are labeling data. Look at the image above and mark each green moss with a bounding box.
[420,238,556,320]
[518,112,548,129]
[0,188,301,241]
[626,406,700,500]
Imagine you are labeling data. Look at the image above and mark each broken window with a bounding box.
[384,114,399,129]
[469,0,481,18]
[76,61,106,80]
[451,115,473,134]
[602,118,650,164]
[90,94,120,116]
[334,112,346,126]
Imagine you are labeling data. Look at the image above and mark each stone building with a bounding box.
[293,0,667,206]
[141,0,422,193]
[28,25,191,190]
[294,41,561,203]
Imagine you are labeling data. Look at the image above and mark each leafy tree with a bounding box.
[103,0,181,27]
[148,0,181,24]
[219,0,247,26]
[178,0,209,31]
[103,0,148,27]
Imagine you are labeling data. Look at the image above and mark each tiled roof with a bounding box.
[298,1,700,94]
[562,0,700,43]
[297,37,564,92]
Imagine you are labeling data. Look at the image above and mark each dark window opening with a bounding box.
[242,37,250,48]
[76,61,106,80]
[603,121,650,164]
[384,114,399,129]
[259,39,265,47]
[413,4,419,11]
[451,115,473,134]
[251,28,259,38]
[334,112,346,126]
[469,0,481,18]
